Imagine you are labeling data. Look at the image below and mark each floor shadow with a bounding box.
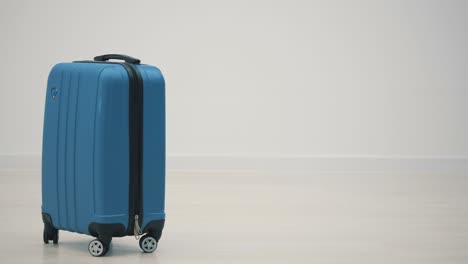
[53,239,141,257]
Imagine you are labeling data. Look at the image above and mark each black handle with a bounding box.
[94,54,141,64]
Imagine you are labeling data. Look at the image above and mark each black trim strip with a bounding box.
[121,63,144,234]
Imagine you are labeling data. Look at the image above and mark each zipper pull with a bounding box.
[134,215,142,240]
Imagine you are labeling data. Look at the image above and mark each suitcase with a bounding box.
[41,54,165,256]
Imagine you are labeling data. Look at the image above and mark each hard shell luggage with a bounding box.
[41,54,165,256]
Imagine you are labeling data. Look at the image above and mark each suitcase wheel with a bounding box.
[88,239,109,257]
[139,234,158,253]
[43,223,59,244]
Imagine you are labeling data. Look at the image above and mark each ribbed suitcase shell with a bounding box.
[42,62,165,235]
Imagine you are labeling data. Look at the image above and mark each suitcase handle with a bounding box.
[94,54,141,64]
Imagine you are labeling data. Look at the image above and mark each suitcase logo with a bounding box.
[50,87,58,101]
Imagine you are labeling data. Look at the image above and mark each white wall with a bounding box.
[1,0,467,168]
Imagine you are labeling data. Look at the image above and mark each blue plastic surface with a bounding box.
[42,62,165,235]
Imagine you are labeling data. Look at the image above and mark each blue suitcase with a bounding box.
[41,54,165,256]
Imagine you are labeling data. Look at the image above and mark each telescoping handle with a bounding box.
[94,54,141,64]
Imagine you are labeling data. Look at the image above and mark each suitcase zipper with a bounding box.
[134,215,142,239]
[122,63,144,236]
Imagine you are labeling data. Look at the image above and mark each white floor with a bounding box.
[0,170,467,263]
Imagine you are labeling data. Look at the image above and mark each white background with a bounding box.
[1,1,467,262]
[1,0,467,169]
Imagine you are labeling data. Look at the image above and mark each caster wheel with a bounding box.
[139,234,158,253]
[43,224,59,244]
[43,230,49,244]
[88,239,108,257]
[52,232,59,244]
